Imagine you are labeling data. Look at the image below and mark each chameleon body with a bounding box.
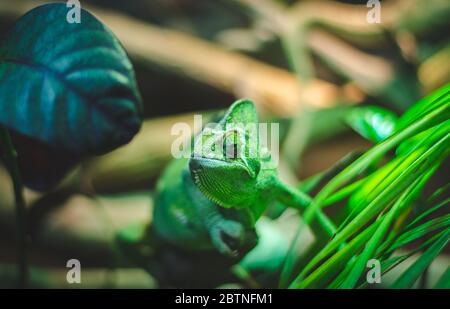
[151,99,320,257]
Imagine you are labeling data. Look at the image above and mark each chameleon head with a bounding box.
[189,100,261,208]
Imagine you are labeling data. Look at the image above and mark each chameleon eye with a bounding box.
[224,143,238,159]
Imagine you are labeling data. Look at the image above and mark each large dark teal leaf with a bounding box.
[0,3,143,157]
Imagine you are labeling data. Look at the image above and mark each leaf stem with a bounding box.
[0,127,28,288]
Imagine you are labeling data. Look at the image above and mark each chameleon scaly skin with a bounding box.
[152,99,333,257]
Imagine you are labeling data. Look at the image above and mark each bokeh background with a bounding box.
[0,0,449,288]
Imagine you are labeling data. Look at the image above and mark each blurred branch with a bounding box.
[0,264,156,288]
[307,29,394,96]
[89,2,359,116]
[233,0,391,80]
[0,0,361,117]
[231,0,288,33]
[233,0,444,107]
[418,45,450,92]
[68,111,214,193]
[0,170,151,261]
[237,0,450,45]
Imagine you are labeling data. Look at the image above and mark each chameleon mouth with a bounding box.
[189,158,236,207]
[189,157,202,171]
[190,168,203,189]
[188,158,203,187]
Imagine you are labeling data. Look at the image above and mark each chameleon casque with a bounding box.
[118,99,331,285]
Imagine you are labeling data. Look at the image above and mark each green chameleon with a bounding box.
[150,100,333,256]
[117,100,335,285]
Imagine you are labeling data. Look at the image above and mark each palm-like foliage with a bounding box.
[285,84,449,289]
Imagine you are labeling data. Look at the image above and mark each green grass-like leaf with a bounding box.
[434,266,450,289]
[390,229,450,289]
[286,84,450,289]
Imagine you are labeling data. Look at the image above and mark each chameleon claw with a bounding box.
[220,230,240,252]
[210,220,245,257]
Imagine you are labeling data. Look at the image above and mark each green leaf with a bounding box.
[358,248,419,289]
[340,174,428,289]
[294,221,379,288]
[0,4,143,157]
[385,214,450,254]
[346,106,398,142]
[327,256,356,289]
[346,149,420,216]
[341,122,447,230]
[397,120,450,155]
[434,266,450,289]
[407,198,450,229]
[298,151,363,195]
[390,229,450,289]
[291,128,448,286]
[396,83,450,130]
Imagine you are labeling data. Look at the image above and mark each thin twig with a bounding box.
[0,127,28,288]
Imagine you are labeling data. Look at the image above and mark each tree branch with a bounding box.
[0,0,360,117]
